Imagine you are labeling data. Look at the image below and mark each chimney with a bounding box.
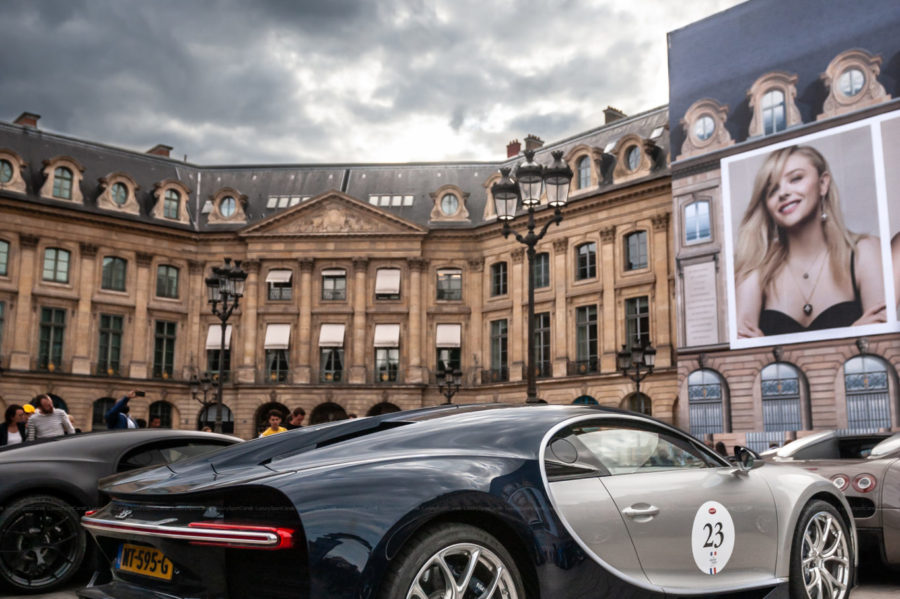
[604,106,626,124]
[14,112,40,128]
[147,144,173,158]
[506,139,521,158]
[524,134,544,151]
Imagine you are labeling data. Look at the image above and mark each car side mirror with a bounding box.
[734,446,763,470]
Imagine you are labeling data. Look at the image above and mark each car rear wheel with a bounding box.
[381,523,523,599]
[789,500,852,599]
[0,495,86,592]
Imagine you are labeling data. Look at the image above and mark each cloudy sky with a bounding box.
[0,0,742,165]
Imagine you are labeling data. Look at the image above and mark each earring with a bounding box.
[821,211,828,223]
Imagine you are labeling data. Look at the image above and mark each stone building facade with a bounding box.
[0,106,677,438]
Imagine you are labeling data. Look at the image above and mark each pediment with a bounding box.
[240,191,426,237]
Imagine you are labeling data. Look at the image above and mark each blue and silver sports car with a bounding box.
[79,404,856,599]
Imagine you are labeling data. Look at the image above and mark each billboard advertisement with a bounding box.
[722,111,900,349]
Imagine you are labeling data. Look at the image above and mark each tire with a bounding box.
[789,500,853,599]
[380,522,524,599]
[0,495,86,593]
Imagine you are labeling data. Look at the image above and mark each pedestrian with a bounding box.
[148,416,162,428]
[105,390,139,429]
[284,407,306,430]
[714,441,728,457]
[0,404,26,446]
[259,410,287,437]
[25,394,75,441]
[22,403,34,421]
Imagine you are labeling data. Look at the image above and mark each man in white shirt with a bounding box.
[25,394,75,441]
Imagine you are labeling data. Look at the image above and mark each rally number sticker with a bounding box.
[691,501,735,575]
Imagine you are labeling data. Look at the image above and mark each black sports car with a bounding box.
[0,428,239,592]
[79,404,855,599]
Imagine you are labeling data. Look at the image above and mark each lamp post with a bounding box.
[491,150,572,404]
[436,367,462,404]
[616,338,657,396]
[204,258,247,433]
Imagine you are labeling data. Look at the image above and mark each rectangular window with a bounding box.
[575,305,598,373]
[42,248,70,283]
[490,319,508,381]
[575,243,596,280]
[101,257,127,291]
[266,270,293,301]
[320,348,343,382]
[490,262,507,297]
[0,240,8,276]
[322,269,347,301]
[437,347,461,373]
[97,314,123,375]
[163,190,180,219]
[685,200,711,243]
[533,252,550,288]
[266,349,289,382]
[153,320,176,379]
[436,269,462,301]
[625,231,648,271]
[38,307,66,370]
[0,301,4,353]
[375,348,399,382]
[375,268,401,300]
[534,312,551,378]
[156,265,179,298]
[625,296,650,348]
[207,349,231,383]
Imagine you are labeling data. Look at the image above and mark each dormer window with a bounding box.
[440,193,458,216]
[98,172,140,215]
[52,167,73,199]
[693,115,715,141]
[576,156,591,189]
[0,160,12,183]
[208,188,248,224]
[40,156,85,204]
[429,186,469,222]
[747,71,801,138]
[164,189,180,219]
[839,68,865,97]
[220,196,236,218]
[677,98,734,160]
[111,182,128,205]
[625,145,641,171]
[152,180,191,223]
[818,49,890,121]
[761,89,786,135]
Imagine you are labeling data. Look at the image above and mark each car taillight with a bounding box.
[830,474,849,491]
[186,522,295,550]
[852,473,876,493]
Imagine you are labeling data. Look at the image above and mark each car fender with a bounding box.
[754,465,857,578]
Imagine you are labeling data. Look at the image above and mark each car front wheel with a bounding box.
[381,523,524,599]
[0,495,86,592]
[789,499,852,599]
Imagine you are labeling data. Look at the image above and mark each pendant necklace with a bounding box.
[789,249,827,316]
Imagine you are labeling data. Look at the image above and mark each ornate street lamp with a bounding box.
[617,338,657,396]
[204,258,247,433]
[436,367,463,405]
[491,149,572,404]
[189,372,213,406]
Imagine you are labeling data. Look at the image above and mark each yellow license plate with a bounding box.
[116,543,174,581]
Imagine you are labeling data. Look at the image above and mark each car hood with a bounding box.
[771,456,898,475]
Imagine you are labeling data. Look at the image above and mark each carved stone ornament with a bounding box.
[552,238,569,254]
[79,242,98,258]
[352,258,369,271]
[136,252,154,267]
[241,260,260,274]
[298,258,315,273]
[20,234,39,249]
[407,257,428,272]
[288,203,382,235]
[818,49,891,120]
[652,213,670,231]
[600,226,616,242]
[0,150,28,194]
[188,260,204,275]
[677,98,734,160]
[510,248,525,264]
[467,258,484,272]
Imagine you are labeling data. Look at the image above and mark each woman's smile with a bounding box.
[766,153,830,229]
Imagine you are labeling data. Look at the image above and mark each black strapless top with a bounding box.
[758,251,862,336]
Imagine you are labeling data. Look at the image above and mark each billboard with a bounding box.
[721,110,900,349]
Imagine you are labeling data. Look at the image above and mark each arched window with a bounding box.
[101,257,127,291]
[0,159,13,183]
[164,189,180,219]
[575,242,596,280]
[310,402,348,425]
[368,402,401,416]
[111,182,128,205]
[149,401,173,428]
[688,369,725,436]
[53,167,73,199]
[576,156,591,189]
[761,89,786,135]
[684,200,711,244]
[625,392,652,416]
[624,231,648,271]
[198,403,234,434]
[844,356,891,430]
[761,363,802,431]
[92,397,116,431]
[572,395,598,405]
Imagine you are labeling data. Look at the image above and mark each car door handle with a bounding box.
[622,505,659,518]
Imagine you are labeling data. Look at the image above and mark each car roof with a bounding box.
[0,429,241,463]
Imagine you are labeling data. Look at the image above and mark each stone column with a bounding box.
[295,258,314,383]
[509,248,525,382]
[184,260,204,380]
[10,234,39,370]
[551,238,569,377]
[406,258,427,384]
[129,252,153,379]
[466,258,484,384]
[349,258,368,383]
[237,260,260,383]
[651,213,673,367]
[599,226,617,373]
[71,242,98,375]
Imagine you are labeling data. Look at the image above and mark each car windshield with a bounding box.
[869,433,900,458]
[775,431,834,458]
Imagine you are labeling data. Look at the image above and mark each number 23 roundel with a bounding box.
[691,501,736,575]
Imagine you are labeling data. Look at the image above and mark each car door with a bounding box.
[546,417,779,593]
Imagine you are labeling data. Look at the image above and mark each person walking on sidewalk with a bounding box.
[25,394,75,440]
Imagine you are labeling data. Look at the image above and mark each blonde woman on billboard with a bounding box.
[735,145,885,337]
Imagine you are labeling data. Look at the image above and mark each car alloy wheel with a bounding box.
[790,500,851,599]
[0,495,86,591]
[382,523,523,599]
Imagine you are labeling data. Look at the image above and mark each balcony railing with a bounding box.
[567,359,599,376]
[481,367,509,383]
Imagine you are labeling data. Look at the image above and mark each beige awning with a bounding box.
[205,324,233,350]
[264,324,291,349]
[321,268,345,277]
[435,324,461,348]
[374,324,400,347]
[319,324,346,347]
[375,268,401,295]
[266,269,292,284]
